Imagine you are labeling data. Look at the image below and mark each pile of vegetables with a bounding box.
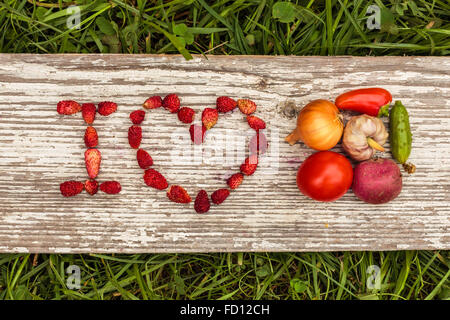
[286,88,414,204]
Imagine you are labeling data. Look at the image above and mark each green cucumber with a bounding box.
[389,100,412,164]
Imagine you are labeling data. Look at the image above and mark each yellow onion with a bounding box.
[285,99,343,150]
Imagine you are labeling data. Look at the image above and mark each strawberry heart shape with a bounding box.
[127,94,268,214]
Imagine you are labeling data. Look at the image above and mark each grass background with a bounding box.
[0,0,449,300]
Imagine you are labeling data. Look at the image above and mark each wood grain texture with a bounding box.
[0,54,449,253]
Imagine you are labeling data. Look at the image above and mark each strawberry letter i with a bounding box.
[57,100,121,197]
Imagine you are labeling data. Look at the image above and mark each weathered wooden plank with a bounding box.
[0,54,448,253]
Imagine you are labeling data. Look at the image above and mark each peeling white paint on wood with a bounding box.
[0,54,449,253]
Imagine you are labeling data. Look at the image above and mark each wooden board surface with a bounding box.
[0,54,449,253]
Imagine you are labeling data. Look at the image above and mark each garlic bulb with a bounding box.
[342,115,388,161]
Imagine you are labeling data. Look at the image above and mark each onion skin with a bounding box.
[352,158,402,204]
[285,99,343,151]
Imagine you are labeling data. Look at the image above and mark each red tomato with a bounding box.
[297,151,353,202]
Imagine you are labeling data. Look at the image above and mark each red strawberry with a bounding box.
[98,101,117,116]
[143,96,162,109]
[202,108,219,130]
[137,148,153,169]
[130,110,146,124]
[84,126,98,148]
[100,181,121,194]
[237,99,257,115]
[227,173,243,190]
[57,100,81,115]
[216,96,237,113]
[143,168,168,190]
[240,155,258,176]
[162,94,180,113]
[177,107,195,124]
[189,124,206,145]
[194,190,210,213]
[82,103,96,124]
[211,189,230,205]
[60,181,84,197]
[85,148,101,179]
[128,125,142,149]
[167,185,191,203]
[84,179,98,195]
[249,132,268,155]
[247,115,266,131]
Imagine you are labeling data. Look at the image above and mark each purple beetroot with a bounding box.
[352,158,402,204]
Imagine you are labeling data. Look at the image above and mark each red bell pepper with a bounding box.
[335,88,392,117]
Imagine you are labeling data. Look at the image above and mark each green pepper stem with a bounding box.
[377,104,390,117]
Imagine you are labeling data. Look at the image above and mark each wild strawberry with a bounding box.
[128,125,142,149]
[167,185,191,203]
[137,148,153,169]
[177,107,195,124]
[227,173,243,190]
[240,155,258,176]
[85,148,101,179]
[82,103,96,124]
[216,96,237,113]
[100,181,121,194]
[249,132,268,155]
[57,100,81,115]
[98,101,117,116]
[237,99,257,115]
[194,190,210,213]
[247,115,266,131]
[130,110,146,124]
[60,181,84,197]
[189,124,207,145]
[84,126,98,148]
[202,108,219,130]
[143,168,168,190]
[211,189,230,205]
[84,179,98,195]
[143,96,162,109]
[162,94,180,113]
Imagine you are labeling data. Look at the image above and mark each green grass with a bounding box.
[0,0,449,300]
[0,252,449,300]
[0,0,449,56]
